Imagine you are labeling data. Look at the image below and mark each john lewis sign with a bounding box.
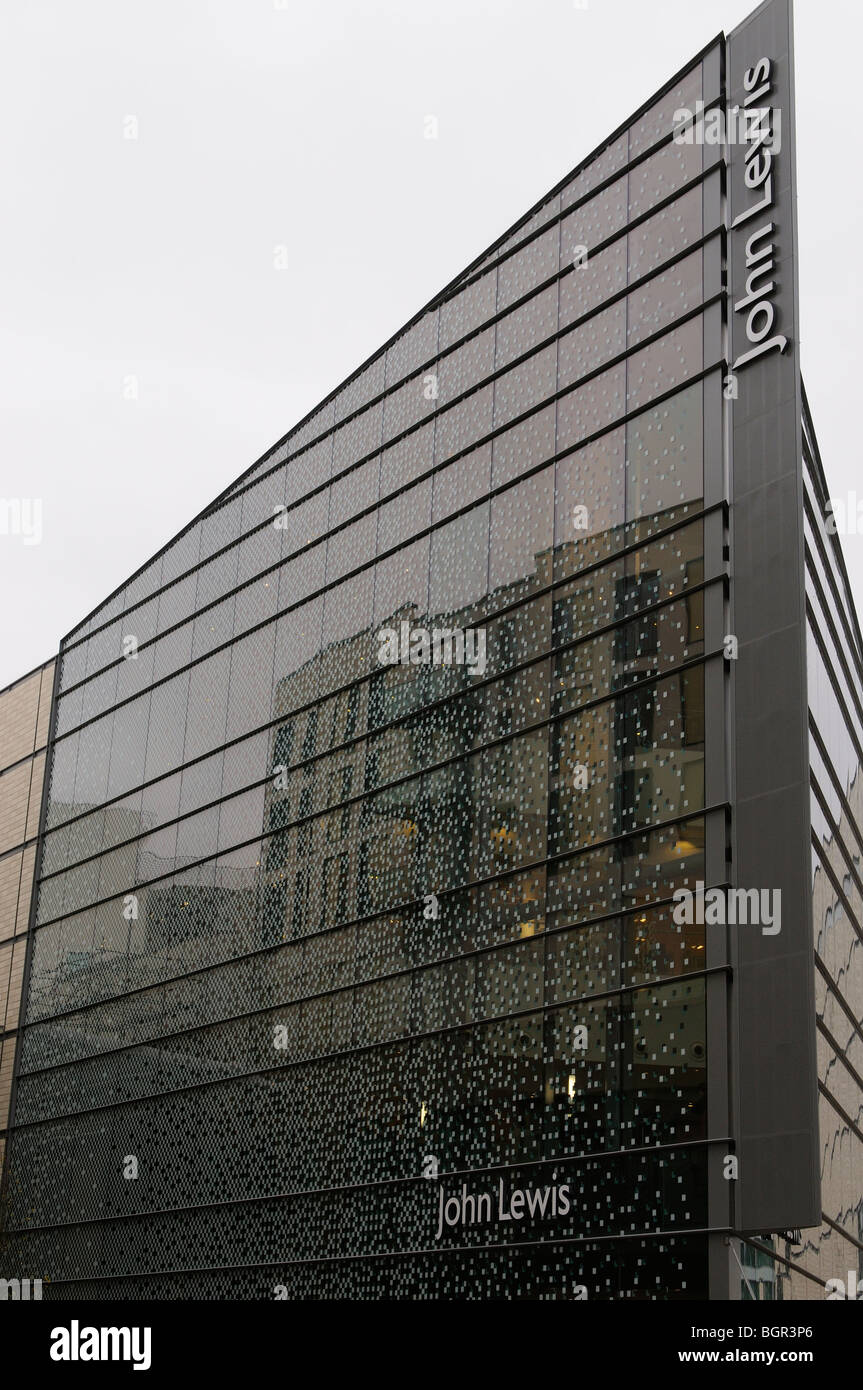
[730,56,788,372]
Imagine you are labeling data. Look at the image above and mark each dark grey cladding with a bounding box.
[726,0,820,1232]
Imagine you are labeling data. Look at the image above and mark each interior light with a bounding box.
[675,838,698,856]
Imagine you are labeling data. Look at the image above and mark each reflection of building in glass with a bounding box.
[0,0,859,1301]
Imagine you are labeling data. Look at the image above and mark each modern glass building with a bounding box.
[0,0,860,1301]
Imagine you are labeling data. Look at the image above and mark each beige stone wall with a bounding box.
[0,660,54,1139]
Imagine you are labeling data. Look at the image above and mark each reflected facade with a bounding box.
[753,397,863,1301]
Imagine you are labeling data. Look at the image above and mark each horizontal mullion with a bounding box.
[45,502,723,853]
[801,429,863,674]
[14,959,721,1124]
[28,806,722,1023]
[36,641,719,926]
[1,1132,726,1242]
[5,1225,726,1287]
[814,954,863,1055]
[12,949,721,1130]
[808,718,863,866]
[53,315,723,747]
[808,777,863,929]
[22,865,725,1049]
[818,1079,863,1150]
[197,140,722,521]
[17,916,721,1081]
[804,515,863,716]
[816,1016,863,1102]
[0,742,48,779]
[40,585,719,890]
[806,604,863,781]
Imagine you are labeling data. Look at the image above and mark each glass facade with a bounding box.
[0,1,858,1301]
[0,45,725,1300]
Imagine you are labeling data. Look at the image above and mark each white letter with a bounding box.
[132,1327,151,1372]
[377,628,398,666]
[672,887,692,925]
[761,888,781,935]
[50,1328,71,1362]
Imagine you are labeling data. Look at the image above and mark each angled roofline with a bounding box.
[61,27,724,648]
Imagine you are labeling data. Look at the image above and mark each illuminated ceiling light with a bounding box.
[675,838,699,856]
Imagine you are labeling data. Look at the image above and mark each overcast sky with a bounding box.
[1,0,859,691]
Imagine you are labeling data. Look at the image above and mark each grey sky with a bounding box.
[1,0,859,690]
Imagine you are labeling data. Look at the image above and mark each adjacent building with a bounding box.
[0,661,54,1192]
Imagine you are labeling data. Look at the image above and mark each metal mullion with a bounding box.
[814,955,863,1055]
[31,800,722,1028]
[803,495,863,691]
[14,958,724,1117]
[46,501,723,850]
[18,902,722,1081]
[818,1080,863,1150]
[806,600,863,767]
[816,1016,863,1099]
[6,1224,730,1286]
[4,1132,727,1242]
[808,777,863,919]
[39,575,722,892]
[23,880,720,1051]
[808,718,863,865]
[9,961,722,1130]
[36,632,723,926]
[40,567,723,952]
